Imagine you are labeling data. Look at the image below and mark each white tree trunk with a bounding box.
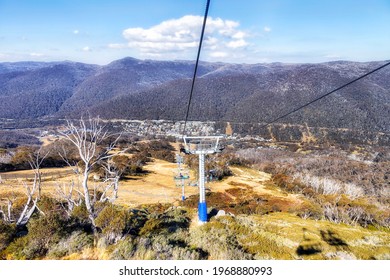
[82,166,96,230]
[60,117,125,236]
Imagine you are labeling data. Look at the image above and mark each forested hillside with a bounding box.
[0,58,389,134]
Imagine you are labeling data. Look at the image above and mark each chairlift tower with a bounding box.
[174,154,190,201]
[182,136,223,223]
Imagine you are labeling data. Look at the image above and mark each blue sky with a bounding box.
[0,0,389,64]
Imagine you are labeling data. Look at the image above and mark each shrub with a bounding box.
[47,231,94,259]
[147,235,207,260]
[272,174,295,192]
[2,236,29,260]
[3,213,66,260]
[124,233,208,260]
[139,208,190,237]
[206,155,233,180]
[190,217,253,260]
[139,218,164,236]
[136,140,175,163]
[10,146,34,170]
[71,203,90,226]
[296,200,323,220]
[150,150,175,163]
[0,221,16,253]
[24,214,67,258]
[109,236,136,259]
[37,196,66,218]
[95,204,128,243]
[124,209,149,236]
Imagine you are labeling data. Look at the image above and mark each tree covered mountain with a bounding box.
[0,58,389,133]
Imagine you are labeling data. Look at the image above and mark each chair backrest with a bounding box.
[182,136,223,154]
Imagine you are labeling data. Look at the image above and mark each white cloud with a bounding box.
[82,46,92,52]
[108,43,126,49]
[232,31,246,39]
[209,51,228,58]
[113,15,250,60]
[73,30,80,35]
[30,52,44,57]
[227,39,248,49]
[324,54,342,59]
[264,26,271,32]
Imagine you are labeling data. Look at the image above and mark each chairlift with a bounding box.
[182,135,224,223]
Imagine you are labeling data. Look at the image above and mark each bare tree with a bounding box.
[0,197,13,223]
[1,150,45,227]
[60,117,122,232]
[27,147,48,199]
[98,157,127,203]
[56,180,83,217]
[16,180,44,226]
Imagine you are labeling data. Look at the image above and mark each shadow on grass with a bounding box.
[296,243,323,256]
[320,229,348,248]
[296,228,323,256]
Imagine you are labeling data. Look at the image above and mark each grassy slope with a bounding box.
[194,213,390,260]
[1,158,389,260]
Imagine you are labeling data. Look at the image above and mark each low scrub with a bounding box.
[47,231,94,259]
[0,221,16,254]
[95,204,129,244]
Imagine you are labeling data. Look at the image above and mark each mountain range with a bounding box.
[0,57,389,133]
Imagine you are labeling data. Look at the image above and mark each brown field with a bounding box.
[2,155,389,261]
[0,158,299,209]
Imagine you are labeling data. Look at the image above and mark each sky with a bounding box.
[0,0,389,65]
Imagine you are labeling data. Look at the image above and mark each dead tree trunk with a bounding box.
[28,147,48,199]
[1,149,45,227]
[60,117,123,234]
[82,166,96,230]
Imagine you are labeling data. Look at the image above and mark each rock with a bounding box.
[216,210,226,217]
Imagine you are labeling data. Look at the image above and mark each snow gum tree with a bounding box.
[60,117,122,233]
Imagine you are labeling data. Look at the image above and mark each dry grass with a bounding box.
[0,158,285,208]
[0,159,198,208]
[248,212,390,260]
[115,159,198,207]
[207,166,291,198]
[2,152,389,260]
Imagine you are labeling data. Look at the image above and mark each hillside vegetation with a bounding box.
[0,58,389,136]
[1,138,389,260]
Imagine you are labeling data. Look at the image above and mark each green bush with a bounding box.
[139,208,190,237]
[37,196,67,218]
[148,235,206,260]
[23,214,67,258]
[114,233,207,260]
[10,146,35,170]
[95,204,128,243]
[150,150,175,163]
[109,236,136,259]
[0,221,16,254]
[71,203,90,225]
[2,236,29,260]
[48,231,94,259]
[190,217,253,260]
[296,200,323,220]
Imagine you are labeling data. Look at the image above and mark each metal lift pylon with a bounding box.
[174,154,190,201]
[182,135,223,223]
